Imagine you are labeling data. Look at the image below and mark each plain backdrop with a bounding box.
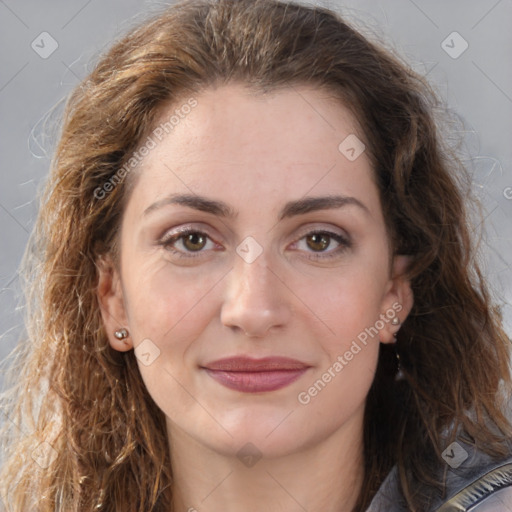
[0,0,511,395]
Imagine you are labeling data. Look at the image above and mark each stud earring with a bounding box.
[114,328,129,340]
[391,317,400,338]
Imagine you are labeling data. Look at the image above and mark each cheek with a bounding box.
[298,262,388,348]
[295,270,385,420]
[123,262,224,413]
[296,341,379,443]
[125,261,222,345]
[294,255,387,398]
[300,255,388,419]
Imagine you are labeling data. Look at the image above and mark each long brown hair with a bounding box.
[1,0,511,510]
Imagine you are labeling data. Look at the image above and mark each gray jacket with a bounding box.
[367,437,512,511]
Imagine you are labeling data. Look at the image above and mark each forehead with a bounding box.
[153,82,364,159]
[125,82,381,219]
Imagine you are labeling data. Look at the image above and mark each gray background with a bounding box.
[1,0,511,392]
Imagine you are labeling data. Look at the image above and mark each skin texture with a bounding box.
[97,83,414,512]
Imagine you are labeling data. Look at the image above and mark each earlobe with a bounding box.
[96,255,133,352]
[379,254,414,344]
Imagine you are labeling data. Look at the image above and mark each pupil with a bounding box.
[308,233,329,251]
[185,233,205,251]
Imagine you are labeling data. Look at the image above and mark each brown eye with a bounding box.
[306,233,331,252]
[159,228,217,258]
[182,232,207,251]
[291,230,352,261]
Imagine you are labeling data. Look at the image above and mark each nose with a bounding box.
[220,251,292,338]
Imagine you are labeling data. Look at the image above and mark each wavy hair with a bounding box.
[1,0,511,510]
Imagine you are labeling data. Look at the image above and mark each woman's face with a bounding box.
[98,82,413,459]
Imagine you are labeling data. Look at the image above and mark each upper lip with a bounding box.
[202,356,311,372]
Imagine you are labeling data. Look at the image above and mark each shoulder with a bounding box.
[436,461,512,511]
[468,485,512,511]
[367,455,512,512]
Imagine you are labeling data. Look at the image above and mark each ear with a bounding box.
[378,254,414,344]
[96,254,133,352]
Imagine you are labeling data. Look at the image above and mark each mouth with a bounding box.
[201,356,311,393]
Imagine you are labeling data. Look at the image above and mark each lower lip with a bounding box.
[203,368,309,393]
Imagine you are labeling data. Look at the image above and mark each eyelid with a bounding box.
[158,223,352,260]
[288,229,351,260]
[158,225,220,247]
[159,223,218,241]
[292,223,351,243]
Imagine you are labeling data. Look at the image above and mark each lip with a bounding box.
[201,356,311,393]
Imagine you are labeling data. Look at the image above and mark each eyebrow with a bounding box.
[143,193,370,221]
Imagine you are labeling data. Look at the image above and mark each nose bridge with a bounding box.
[238,248,271,285]
[220,243,291,336]
[232,233,277,291]
[231,247,279,306]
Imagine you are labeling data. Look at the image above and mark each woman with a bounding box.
[0,0,511,510]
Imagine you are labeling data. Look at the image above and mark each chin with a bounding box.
[187,410,314,461]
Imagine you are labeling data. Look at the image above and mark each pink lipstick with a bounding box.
[201,356,310,393]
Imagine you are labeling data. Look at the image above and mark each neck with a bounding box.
[167,415,365,512]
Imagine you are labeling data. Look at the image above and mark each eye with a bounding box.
[292,230,351,260]
[159,228,219,258]
[158,226,351,261]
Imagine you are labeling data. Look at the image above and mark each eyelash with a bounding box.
[158,227,351,261]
